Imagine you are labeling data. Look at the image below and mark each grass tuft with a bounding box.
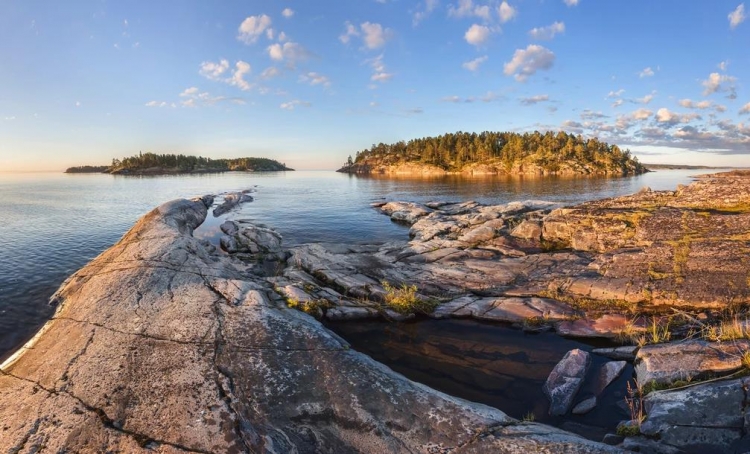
[381,280,438,315]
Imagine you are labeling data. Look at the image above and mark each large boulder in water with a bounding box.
[0,197,618,453]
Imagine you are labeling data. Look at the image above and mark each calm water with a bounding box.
[0,169,714,361]
[326,319,632,439]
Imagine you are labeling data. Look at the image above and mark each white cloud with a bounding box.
[611,99,624,108]
[237,14,272,44]
[280,100,311,110]
[372,72,394,82]
[563,0,579,6]
[261,67,281,79]
[339,21,359,44]
[729,4,746,29]
[631,108,652,120]
[3,115,16,120]
[340,22,392,49]
[607,89,625,98]
[503,45,555,82]
[655,107,700,126]
[465,24,491,46]
[462,55,488,71]
[413,0,440,25]
[679,99,718,110]
[267,42,311,64]
[448,0,492,20]
[299,72,331,87]
[367,54,394,83]
[199,59,230,80]
[282,8,294,18]
[498,1,517,22]
[639,67,655,78]
[701,72,737,97]
[145,101,169,108]
[719,60,729,71]
[180,87,200,97]
[230,61,252,91]
[361,22,390,49]
[528,21,564,40]
[636,93,655,104]
[520,94,549,105]
[740,102,750,115]
[178,89,245,108]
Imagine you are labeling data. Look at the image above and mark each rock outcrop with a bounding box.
[273,171,750,341]
[0,196,618,453]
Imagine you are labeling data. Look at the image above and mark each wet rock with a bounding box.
[640,377,750,453]
[544,349,591,415]
[572,396,597,415]
[594,361,627,395]
[213,191,253,216]
[601,433,623,446]
[635,340,750,386]
[220,220,239,235]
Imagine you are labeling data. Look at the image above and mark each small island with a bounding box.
[65,153,293,175]
[338,131,647,176]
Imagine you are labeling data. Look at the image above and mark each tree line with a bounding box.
[66,152,292,173]
[343,131,646,174]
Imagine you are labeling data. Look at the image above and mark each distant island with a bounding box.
[65,153,293,175]
[642,164,735,170]
[337,131,647,176]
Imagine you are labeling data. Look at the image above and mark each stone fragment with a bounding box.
[572,396,597,415]
[544,348,591,416]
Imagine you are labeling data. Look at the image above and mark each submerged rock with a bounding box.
[544,349,591,416]
[0,196,619,453]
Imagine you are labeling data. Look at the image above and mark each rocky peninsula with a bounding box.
[0,194,615,452]
[3,170,750,453]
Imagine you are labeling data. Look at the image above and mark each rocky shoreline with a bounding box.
[0,193,617,453]
[2,170,749,453]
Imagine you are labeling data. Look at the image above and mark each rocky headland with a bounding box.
[3,170,750,453]
[0,193,616,452]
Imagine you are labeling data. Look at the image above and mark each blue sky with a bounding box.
[1,0,748,171]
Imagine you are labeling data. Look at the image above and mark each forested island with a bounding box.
[338,131,647,176]
[65,153,293,175]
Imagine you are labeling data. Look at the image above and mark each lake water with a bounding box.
[0,169,716,362]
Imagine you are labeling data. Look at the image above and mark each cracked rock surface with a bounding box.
[0,196,618,453]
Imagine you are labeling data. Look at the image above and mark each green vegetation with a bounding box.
[285,297,332,318]
[68,152,293,175]
[340,130,647,175]
[64,165,109,173]
[381,281,438,315]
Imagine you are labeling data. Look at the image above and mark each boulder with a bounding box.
[635,340,750,386]
[640,377,750,453]
[511,220,543,240]
[594,361,627,395]
[544,349,591,416]
[592,346,639,361]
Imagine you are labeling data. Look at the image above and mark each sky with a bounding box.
[0,0,749,171]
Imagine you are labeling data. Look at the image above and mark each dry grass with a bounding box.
[381,280,438,315]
